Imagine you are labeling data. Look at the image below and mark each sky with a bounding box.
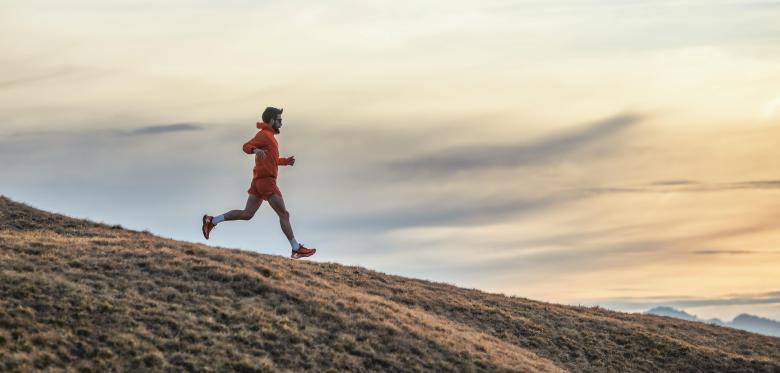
[2,0,780,322]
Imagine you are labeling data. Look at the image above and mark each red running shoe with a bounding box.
[202,214,215,239]
[291,244,316,259]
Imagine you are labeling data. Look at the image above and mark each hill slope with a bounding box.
[1,196,779,372]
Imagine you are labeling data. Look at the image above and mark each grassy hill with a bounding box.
[1,196,779,372]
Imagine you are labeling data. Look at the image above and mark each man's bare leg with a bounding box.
[221,194,263,221]
[267,194,315,258]
[267,194,294,240]
[203,195,262,239]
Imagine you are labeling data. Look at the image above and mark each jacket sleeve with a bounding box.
[277,157,289,166]
[242,132,269,154]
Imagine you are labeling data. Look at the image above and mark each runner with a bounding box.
[202,107,316,259]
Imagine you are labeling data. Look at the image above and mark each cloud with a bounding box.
[128,123,204,135]
[373,213,780,282]
[5,123,207,138]
[385,113,643,177]
[0,68,80,89]
[323,192,582,231]
[583,179,780,195]
[688,180,780,191]
[0,121,222,188]
[727,180,780,189]
[686,218,780,242]
[594,290,780,310]
[691,250,757,255]
[649,179,696,186]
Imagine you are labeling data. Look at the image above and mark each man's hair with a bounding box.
[262,107,283,123]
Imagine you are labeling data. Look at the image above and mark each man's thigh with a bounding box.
[266,194,287,216]
[244,194,263,214]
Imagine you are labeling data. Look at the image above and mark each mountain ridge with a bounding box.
[647,306,780,337]
[1,196,779,372]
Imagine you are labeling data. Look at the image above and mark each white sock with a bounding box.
[212,215,225,225]
[289,238,300,251]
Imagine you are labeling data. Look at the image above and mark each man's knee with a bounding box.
[279,209,290,220]
[242,210,255,220]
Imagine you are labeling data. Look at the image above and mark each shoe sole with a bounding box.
[291,250,316,259]
[202,215,210,240]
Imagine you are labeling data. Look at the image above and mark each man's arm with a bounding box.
[242,133,269,157]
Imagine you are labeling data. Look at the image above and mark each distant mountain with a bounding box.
[732,314,780,337]
[704,317,726,327]
[646,307,780,337]
[647,306,698,321]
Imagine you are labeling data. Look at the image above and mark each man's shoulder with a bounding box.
[254,129,276,142]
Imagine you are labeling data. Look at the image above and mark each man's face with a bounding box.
[271,115,282,134]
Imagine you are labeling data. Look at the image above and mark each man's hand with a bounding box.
[253,148,267,159]
[287,156,295,166]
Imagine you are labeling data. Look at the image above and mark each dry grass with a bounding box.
[0,196,778,372]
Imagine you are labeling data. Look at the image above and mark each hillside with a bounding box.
[1,196,779,372]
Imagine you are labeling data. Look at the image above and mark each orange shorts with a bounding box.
[247,177,282,200]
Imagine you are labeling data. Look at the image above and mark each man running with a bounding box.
[202,107,316,259]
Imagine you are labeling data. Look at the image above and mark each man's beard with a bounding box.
[273,125,281,134]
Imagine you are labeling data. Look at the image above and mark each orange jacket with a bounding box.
[242,122,290,179]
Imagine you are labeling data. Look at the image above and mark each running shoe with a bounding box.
[291,244,316,259]
[202,214,215,239]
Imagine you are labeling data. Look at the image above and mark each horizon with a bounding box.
[2,0,779,322]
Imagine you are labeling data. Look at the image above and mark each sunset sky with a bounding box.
[2,0,779,321]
